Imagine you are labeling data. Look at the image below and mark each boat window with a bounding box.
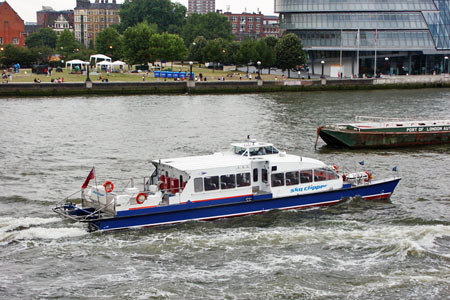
[220,174,236,189]
[314,168,330,182]
[326,168,338,180]
[286,171,299,186]
[194,178,203,193]
[271,173,285,187]
[300,170,313,183]
[234,146,247,155]
[237,172,251,187]
[253,168,258,182]
[264,146,279,154]
[262,169,268,183]
[204,176,219,191]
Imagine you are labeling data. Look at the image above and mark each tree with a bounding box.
[122,22,157,65]
[261,36,278,74]
[238,39,258,72]
[275,33,306,77]
[264,36,278,49]
[119,0,186,34]
[149,32,188,68]
[254,39,276,74]
[203,38,227,72]
[223,41,240,66]
[95,27,122,60]
[56,30,83,58]
[181,13,233,47]
[188,36,207,66]
[25,28,58,49]
[0,44,38,67]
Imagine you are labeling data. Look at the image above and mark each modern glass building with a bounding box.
[275,0,450,77]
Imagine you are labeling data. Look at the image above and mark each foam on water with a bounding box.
[0,216,60,233]
[13,227,87,241]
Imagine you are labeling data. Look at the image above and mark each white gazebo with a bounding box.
[95,61,113,72]
[65,59,89,72]
[90,54,112,65]
[111,60,126,71]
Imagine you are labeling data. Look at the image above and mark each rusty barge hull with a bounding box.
[319,128,450,148]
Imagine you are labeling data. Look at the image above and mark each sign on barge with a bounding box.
[54,140,401,231]
[317,117,450,149]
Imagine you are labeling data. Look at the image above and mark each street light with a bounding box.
[189,61,193,80]
[257,61,261,79]
[384,57,389,75]
[320,60,325,78]
[445,56,449,74]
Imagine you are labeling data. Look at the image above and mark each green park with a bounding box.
[1,0,306,84]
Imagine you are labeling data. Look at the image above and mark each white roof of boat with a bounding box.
[154,151,325,172]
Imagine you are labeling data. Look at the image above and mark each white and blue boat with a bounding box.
[54,140,401,231]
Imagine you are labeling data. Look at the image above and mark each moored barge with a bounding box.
[317,117,450,149]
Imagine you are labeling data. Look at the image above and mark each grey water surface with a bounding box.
[0,89,449,299]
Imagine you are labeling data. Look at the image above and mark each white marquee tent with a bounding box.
[90,54,112,65]
[65,59,89,71]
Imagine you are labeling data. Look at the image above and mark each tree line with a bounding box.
[1,0,306,75]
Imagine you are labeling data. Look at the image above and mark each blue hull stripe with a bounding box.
[90,178,400,231]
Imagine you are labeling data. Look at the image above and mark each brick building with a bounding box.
[37,6,74,29]
[223,12,264,41]
[263,15,280,38]
[188,0,215,15]
[0,1,26,47]
[74,0,121,48]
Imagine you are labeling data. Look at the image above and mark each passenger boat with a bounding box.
[317,116,450,149]
[53,140,401,231]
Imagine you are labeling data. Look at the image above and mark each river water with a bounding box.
[0,89,449,299]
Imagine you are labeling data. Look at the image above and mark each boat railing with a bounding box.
[53,188,116,222]
[356,116,450,124]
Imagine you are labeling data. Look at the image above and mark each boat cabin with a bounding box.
[143,141,342,208]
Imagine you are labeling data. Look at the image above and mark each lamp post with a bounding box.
[257,61,261,79]
[385,57,389,75]
[445,56,449,74]
[189,61,193,80]
[320,60,325,78]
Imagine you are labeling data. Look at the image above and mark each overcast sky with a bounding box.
[6,0,276,23]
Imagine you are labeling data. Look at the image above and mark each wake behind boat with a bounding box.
[54,140,400,231]
[317,116,450,149]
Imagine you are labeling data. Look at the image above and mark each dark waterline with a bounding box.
[0,89,449,299]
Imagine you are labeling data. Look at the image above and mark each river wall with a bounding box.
[1,76,450,97]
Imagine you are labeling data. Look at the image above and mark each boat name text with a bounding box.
[291,184,327,193]
[406,126,450,132]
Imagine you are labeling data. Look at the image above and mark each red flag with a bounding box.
[82,167,95,189]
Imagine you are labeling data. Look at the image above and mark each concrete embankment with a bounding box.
[1,75,449,97]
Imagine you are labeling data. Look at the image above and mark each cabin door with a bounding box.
[251,161,270,194]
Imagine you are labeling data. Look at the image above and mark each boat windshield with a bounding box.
[249,146,279,156]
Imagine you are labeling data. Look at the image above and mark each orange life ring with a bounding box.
[104,181,114,193]
[136,193,147,204]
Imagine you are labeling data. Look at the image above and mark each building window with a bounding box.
[12,38,19,45]
[232,16,237,22]
[248,17,253,22]
[0,37,3,44]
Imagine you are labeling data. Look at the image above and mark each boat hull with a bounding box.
[319,128,450,148]
[86,178,400,231]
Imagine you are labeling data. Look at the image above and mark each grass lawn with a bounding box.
[6,64,288,83]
